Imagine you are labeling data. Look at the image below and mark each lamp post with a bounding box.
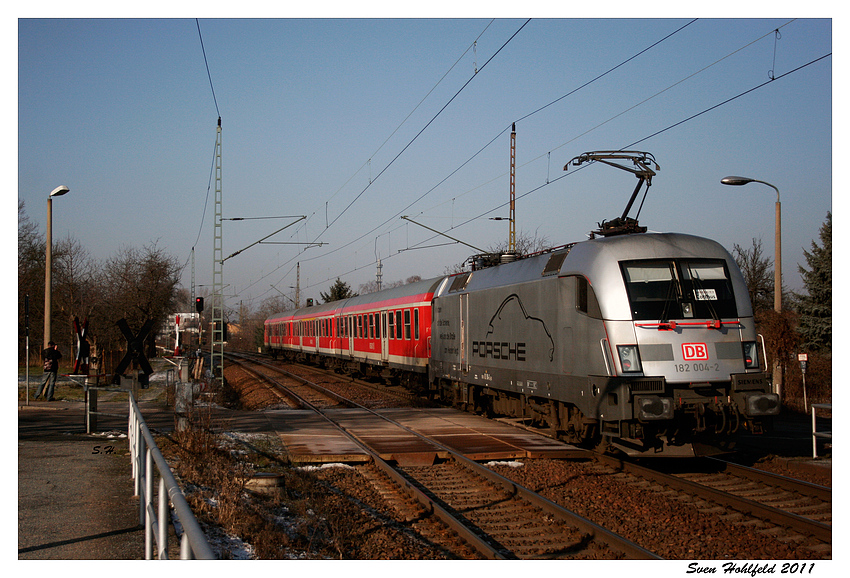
[44,185,70,350]
[721,176,781,398]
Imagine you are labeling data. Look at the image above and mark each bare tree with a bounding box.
[18,200,45,364]
[359,274,423,295]
[445,230,552,274]
[732,238,774,317]
[96,242,182,362]
[487,230,551,256]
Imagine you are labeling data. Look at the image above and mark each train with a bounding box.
[264,230,779,457]
[264,152,779,456]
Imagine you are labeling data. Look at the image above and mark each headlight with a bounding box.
[618,345,643,373]
[635,395,673,420]
[742,342,760,369]
[743,392,780,416]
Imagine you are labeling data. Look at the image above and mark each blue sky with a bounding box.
[15,16,833,315]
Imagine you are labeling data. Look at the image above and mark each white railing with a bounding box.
[128,394,215,559]
[811,403,832,459]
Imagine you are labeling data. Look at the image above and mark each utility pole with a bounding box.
[509,123,516,254]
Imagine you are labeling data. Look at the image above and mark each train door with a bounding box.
[347,316,354,357]
[381,311,389,363]
[460,293,469,373]
[334,315,342,355]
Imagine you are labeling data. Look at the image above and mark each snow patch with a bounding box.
[296,463,355,472]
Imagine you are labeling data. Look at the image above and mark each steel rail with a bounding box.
[225,355,504,558]
[595,454,831,543]
[231,354,660,559]
[706,457,832,502]
[234,351,419,403]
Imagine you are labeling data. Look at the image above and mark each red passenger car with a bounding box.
[265,277,444,386]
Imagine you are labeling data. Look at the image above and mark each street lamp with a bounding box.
[721,176,781,397]
[44,185,70,350]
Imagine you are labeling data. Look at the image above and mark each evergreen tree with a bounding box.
[320,278,357,303]
[796,212,831,351]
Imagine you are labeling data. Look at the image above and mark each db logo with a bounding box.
[682,343,709,360]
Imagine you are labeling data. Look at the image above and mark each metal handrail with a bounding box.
[811,403,832,459]
[128,394,215,559]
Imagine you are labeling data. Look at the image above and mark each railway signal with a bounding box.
[195,296,204,313]
[113,318,154,386]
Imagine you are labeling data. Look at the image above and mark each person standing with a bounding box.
[35,341,62,401]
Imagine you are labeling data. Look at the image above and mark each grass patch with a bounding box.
[161,405,369,559]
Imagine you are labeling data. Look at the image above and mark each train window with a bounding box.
[621,261,678,320]
[369,314,375,339]
[377,313,382,339]
[681,259,737,318]
[621,259,737,320]
[404,309,412,340]
[396,311,403,339]
[414,308,420,340]
[575,276,602,319]
[388,310,395,339]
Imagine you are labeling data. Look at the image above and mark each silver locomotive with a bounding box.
[429,231,778,456]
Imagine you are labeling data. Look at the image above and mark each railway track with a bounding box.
[227,353,353,409]
[242,351,422,404]
[223,353,659,559]
[594,454,831,555]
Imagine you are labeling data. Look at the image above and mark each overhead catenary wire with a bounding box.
[265,17,698,280]
[238,20,529,298]
[273,47,831,301]
[183,19,222,274]
[315,20,497,213]
[315,19,531,240]
[381,18,798,230]
[240,18,703,299]
[238,22,830,303]
[240,19,502,283]
[196,19,220,118]
[401,51,833,259]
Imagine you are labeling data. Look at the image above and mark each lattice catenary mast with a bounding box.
[211,117,224,378]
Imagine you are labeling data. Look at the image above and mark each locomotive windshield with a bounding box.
[620,258,738,321]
